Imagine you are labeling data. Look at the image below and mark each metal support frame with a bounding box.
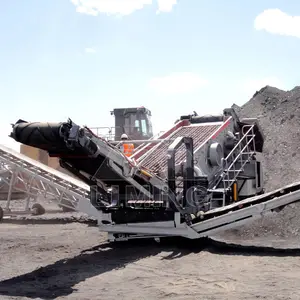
[167,136,194,213]
[78,125,170,196]
[100,181,300,241]
[0,145,103,220]
[222,124,256,189]
[110,138,175,145]
[209,124,257,209]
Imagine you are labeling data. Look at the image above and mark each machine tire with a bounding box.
[0,206,3,222]
[58,200,75,212]
[60,205,74,212]
[31,203,46,216]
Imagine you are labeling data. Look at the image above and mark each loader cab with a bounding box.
[111,106,153,142]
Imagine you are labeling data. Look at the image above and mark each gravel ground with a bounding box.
[1,85,300,299]
[1,219,300,300]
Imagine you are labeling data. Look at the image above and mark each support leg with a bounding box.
[5,171,16,211]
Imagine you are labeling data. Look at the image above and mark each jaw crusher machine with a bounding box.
[10,107,298,241]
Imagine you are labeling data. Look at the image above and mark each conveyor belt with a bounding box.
[10,120,142,189]
[100,181,300,240]
[191,181,300,236]
[0,144,100,217]
[0,145,89,191]
[139,124,221,174]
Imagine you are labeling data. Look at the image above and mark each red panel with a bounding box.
[211,117,231,139]
[131,119,189,160]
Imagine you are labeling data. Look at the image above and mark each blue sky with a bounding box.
[1,0,300,151]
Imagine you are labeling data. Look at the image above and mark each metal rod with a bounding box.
[109,138,173,145]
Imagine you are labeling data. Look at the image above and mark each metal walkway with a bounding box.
[0,144,99,219]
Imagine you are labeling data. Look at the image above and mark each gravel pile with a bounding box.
[222,85,300,239]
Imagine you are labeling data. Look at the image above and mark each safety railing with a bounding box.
[211,124,256,207]
[88,127,116,141]
[133,130,166,153]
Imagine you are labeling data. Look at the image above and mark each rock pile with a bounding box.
[224,85,300,239]
[237,85,300,191]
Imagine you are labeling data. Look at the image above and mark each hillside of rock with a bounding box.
[237,85,300,191]
[222,85,300,239]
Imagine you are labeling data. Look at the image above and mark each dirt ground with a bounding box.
[1,214,300,300]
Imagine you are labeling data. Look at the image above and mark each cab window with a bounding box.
[146,115,153,135]
[141,119,147,136]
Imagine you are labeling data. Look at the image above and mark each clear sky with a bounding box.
[0,0,299,151]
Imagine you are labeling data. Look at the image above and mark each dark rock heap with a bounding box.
[225,85,300,239]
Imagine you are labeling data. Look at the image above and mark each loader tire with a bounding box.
[0,206,3,222]
[31,203,46,216]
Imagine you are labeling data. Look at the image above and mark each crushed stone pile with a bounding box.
[222,85,300,239]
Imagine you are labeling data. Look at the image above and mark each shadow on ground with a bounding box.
[0,217,97,225]
[1,237,300,299]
